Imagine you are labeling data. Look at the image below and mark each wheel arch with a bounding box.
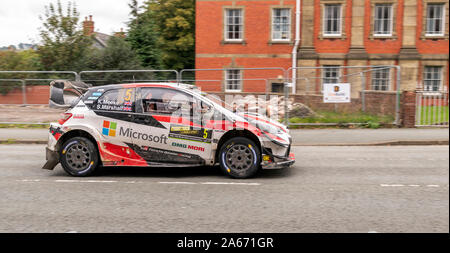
[215,129,261,163]
[56,129,100,155]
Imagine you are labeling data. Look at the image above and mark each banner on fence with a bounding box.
[323,83,351,103]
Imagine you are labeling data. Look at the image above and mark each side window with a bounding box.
[94,88,135,112]
[137,88,194,115]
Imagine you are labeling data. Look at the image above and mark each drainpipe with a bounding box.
[291,0,301,94]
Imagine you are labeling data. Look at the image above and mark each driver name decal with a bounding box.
[169,124,212,143]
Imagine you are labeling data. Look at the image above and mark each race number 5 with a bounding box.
[124,89,133,101]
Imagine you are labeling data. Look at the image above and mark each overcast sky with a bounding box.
[0,0,143,47]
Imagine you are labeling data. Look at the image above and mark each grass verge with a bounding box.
[0,123,50,129]
[288,111,395,129]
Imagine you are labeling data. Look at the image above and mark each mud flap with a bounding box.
[42,148,60,170]
[49,80,91,109]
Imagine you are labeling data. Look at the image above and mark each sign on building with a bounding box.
[323,83,351,103]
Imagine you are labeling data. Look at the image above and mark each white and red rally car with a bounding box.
[43,81,294,179]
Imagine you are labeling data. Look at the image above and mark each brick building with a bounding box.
[195,0,449,95]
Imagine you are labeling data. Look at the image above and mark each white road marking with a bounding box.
[201,182,261,186]
[158,182,198,185]
[85,180,117,183]
[18,179,262,186]
[381,184,442,188]
[54,179,118,183]
[54,180,82,183]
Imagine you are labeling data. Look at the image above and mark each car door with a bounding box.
[90,87,139,164]
[129,87,213,166]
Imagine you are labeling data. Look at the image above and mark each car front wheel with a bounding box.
[60,137,99,177]
[219,137,261,179]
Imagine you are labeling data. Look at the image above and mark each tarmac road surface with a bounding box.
[0,144,448,233]
[0,128,448,145]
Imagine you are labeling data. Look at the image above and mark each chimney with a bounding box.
[114,28,126,38]
[83,15,95,36]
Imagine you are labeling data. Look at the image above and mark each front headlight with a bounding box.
[257,122,282,136]
[256,122,290,146]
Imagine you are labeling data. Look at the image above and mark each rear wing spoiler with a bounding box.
[49,80,92,109]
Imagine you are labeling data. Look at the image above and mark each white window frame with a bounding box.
[423,66,443,92]
[322,66,341,85]
[272,8,291,41]
[425,3,446,36]
[373,4,393,36]
[371,67,391,91]
[225,69,242,92]
[323,4,342,37]
[224,9,244,42]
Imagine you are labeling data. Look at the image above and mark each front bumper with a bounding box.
[261,152,295,170]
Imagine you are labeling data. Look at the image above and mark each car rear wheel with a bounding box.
[219,137,261,179]
[60,137,99,177]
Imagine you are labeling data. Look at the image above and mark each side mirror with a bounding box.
[200,101,212,113]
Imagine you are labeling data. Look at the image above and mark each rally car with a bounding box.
[42,80,295,179]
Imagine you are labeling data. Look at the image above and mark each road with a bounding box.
[0,144,448,233]
[1,128,449,145]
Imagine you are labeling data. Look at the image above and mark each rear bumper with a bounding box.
[42,147,59,170]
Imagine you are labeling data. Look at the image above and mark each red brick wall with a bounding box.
[363,0,404,54]
[313,0,352,53]
[195,0,296,92]
[401,91,417,128]
[416,0,449,55]
[0,86,49,104]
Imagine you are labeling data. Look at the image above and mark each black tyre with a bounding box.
[218,137,261,179]
[60,137,99,177]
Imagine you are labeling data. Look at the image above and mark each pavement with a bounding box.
[0,128,448,146]
[0,144,447,233]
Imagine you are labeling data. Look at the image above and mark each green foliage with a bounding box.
[417,106,449,125]
[367,121,381,129]
[289,111,395,128]
[0,50,42,73]
[0,50,42,94]
[0,123,50,129]
[37,0,93,71]
[144,0,195,70]
[2,0,197,94]
[126,0,162,69]
[86,37,142,70]
[83,37,144,85]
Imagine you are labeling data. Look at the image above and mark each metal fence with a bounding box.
[1,67,405,127]
[415,90,449,127]
[284,66,402,127]
[0,71,79,105]
[78,70,179,86]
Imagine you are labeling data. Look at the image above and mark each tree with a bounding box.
[37,0,92,71]
[149,0,195,70]
[0,50,43,94]
[127,0,195,71]
[0,50,42,72]
[126,0,162,69]
[85,36,142,70]
[83,36,145,85]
